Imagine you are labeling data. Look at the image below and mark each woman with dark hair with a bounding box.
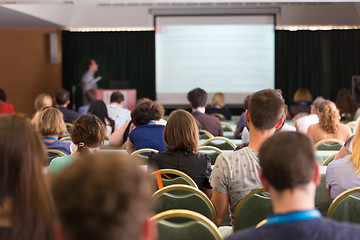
[88,100,115,137]
[0,115,55,239]
[335,88,358,119]
[307,100,351,144]
[49,114,106,174]
[148,109,212,198]
[126,98,166,153]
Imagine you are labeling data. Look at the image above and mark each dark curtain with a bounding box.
[62,30,155,109]
[276,30,360,105]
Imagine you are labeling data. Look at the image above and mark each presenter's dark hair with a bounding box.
[259,132,316,191]
[0,88,6,102]
[88,100,115,134]
[110,92,124,103]
[187,88,207,108]
[55,89,70,106]
[84,59,94,71]
[248,89,285,130]
[131,98,164,126]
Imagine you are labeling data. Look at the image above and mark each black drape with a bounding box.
[62,30,155,109]
[276,29,360,104]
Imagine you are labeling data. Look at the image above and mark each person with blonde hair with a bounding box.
[326,121,360,200]
[36,107,71,156]
[31,93,53,125]
[206,92,232,120]
[148,109,212,198]
[306,100,351,144]
[288,88,312,119]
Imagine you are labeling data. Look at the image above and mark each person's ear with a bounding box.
[259,171,269,191]
[274,117,284,130]
[66,100,70,106]
[189,102,193,108]
[139,215,157,240]
[245,110,250,123]
[313,164,321,186]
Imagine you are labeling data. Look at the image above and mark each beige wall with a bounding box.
[0,28,62,116]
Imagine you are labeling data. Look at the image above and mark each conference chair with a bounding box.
[314,139,344,151]
[221,122,235,132]
[211,113,226,121]
[233,187,272,231]
[151,169,198,191]
[346,121,356,133]
[47,149,67,164]
[315,174,332,216]
[151,209,222,240]
[198,146,223,165]
[202,137,237,150]
[152,184,217,223]
[327,186,360,224]
[65,123,73,136]
[322,153,337,166]
[131,148,159,163]
[199,129,214,140]
[60,136,72,142]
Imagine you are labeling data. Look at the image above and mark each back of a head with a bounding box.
[51,152,153,240]
[335,88,358,115]
[259,132,316,191]
[164,109,199,153]
[34,93,53,112]
[88,100,110,123]
[0,115,55,240]
[318,100,340,133]
[293,88,312,104]
[70,114,106,153]
[84,59,93,71]
[211,92,225,106]
[187,88,207,108]
[131,98,164,126]
[248,89,285,130]
[85,89,98,104]
[55,89,70,106]
[0,88,6,102]
[110,92,124,104]
[36,107,66,137]
[312,97,325,112]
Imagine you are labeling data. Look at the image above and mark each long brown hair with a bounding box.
[163,109,199,153]
[0,115,55,240]
[318,100,340,133]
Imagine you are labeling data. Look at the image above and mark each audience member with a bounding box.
[51,152,156,240]
[54,89,79,123]
[234,95,251,139]
[78,89,97,114]
[31,93,53,126]
[326,123,360,200]
[0,88,14,114]
[127,98,166,153]
[295,97,325,133]
[226,132,360,240]
[88,99,115,137]
[206,92,232,120]
[288,88,312,119]
[0,115,55,239]
[107,91,131,129]
[148,109,212,198]
[306,100,351,144]
[335,88,358,119]
[81,59,99,104]
[49,114,106,174]
[187,88,223,137]
[109,120,132,147]
[210,89,285,226]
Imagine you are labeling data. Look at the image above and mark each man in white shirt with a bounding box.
[107,92,131,128]
[295,97,325,133]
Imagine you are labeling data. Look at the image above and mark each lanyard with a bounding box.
[266,209,321,226]
[44,137,58,141]
[193,110,204,114]
[147,121,156,125]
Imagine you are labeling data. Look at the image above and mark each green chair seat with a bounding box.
[202,137,236,150]
[315,174,332,216]
[315,139,344,151]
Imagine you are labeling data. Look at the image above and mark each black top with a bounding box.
[192,112,223,137]
[289,104,311,119]
[58,107,80,123]
[148,150,212,190]
[206,107,232,120]
[0,227,12,239]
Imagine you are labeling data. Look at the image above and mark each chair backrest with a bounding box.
[327,186,360,223]
[131,148,159,158]
[152,184,217,223]
[60,136,72,142]
[347,121,356,133]
[314,139,344,151]
[322,153,337,166]
[202,137,236,150]
[315,174,332,216]
[151,169,198,190]
[47,149,67,164]
[221,122,235,132]
[211,113,226,121]
[198,146,223,165]
[233,187,272,231]
[151,209,222,240]
[199,129,214,140]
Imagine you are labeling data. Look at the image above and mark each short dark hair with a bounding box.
[84,59,93,71]
[248,89,285,130]
[110,92,124,103]
[131,98,164,126]
[51,152,153,240]
[259,132,316,191]
[85,89,97,103]
[187,88,207,108]
[0,88,6,102]
[55,89,70,106]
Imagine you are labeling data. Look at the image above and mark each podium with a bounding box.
[96,89,137,110]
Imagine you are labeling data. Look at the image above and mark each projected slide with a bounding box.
[155,15,275,105]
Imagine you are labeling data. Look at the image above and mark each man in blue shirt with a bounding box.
[226,132,360,240]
